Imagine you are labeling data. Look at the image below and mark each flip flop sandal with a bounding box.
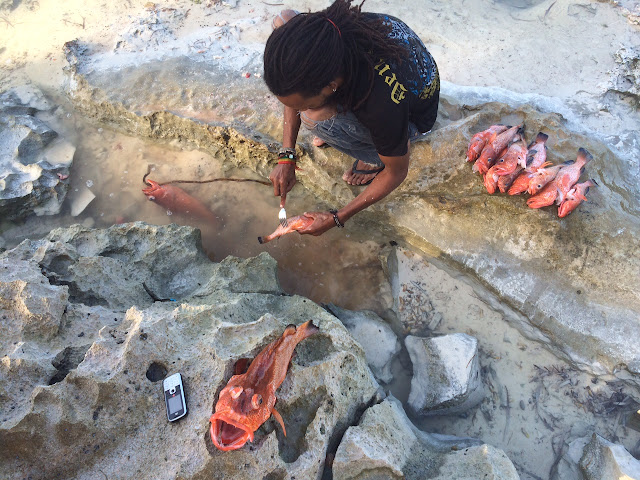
[348,160,385,186]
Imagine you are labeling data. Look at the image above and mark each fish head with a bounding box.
[210,381,273,451]
[527,186,557,209]
[142,180,162,199]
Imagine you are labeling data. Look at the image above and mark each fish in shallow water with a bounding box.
[558,179,597,217]
[258,214,314,244]
[142,179,217,224]
[466,124,509,163]
[554,148,592,204]
[209,320,319,451]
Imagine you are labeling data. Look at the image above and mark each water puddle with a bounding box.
[2,107,638,479]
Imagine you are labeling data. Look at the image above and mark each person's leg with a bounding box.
[301,108,386,185]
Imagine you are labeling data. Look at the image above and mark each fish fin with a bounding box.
[536,132,549,143]
[234,358,251,375]
[577,147,593,164]
[576,192,588,201]
[272,408,287,437]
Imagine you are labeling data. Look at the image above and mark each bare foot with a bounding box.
[312,137,326,147]
[342,160,384,186]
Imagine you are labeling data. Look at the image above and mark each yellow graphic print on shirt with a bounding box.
[374,60,407,105]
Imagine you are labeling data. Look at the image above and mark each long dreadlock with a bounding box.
[263,0,407,111]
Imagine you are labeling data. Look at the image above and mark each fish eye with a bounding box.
[537,184,542,189]
[251,394,263,409]
[230,386,243,399]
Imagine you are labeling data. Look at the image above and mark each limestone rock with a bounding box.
[61,33,640,389]
[406,333,483,416]
[0,222,381,480]
[579,433,640,480]
[325,303,401,384]
[333,396,518,480]
[0,86,74,220]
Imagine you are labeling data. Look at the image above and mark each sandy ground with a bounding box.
[1,1,640,479]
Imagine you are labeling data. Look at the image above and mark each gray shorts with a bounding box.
[301,108,428,167]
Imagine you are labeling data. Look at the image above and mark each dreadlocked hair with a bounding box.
[264,0,407,110]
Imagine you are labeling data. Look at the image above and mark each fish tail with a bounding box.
[536,132,549,143]
[577,147,593,165]
[296,320,320,340]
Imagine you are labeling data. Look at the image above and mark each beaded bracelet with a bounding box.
[329,209,344,228]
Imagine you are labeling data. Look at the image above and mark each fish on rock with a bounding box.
[527,175,561,209]
[492,127,528,176]
[527,163,565,196]
[506,132,549,195]
[473,124,523,175]
[209,320,319,451]
[142,179,217,224]
[554,148,592,204]
[558,179,597,217]
[466,124,509,163]
[258,214,314,244]
[483,163,501,194]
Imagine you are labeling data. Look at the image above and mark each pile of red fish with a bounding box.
[466,124,597,217]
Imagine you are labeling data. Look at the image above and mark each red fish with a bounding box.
[527,163,564,196]
[466,124,509,162]
[209,320,319,451]
[492,128,528,176]
[498,165,523,193]
[473,124,523,175]
[554,148,592,204]
[483,164,500,194]
[527,176,561,209]
[142,180,217,224]
[258,214,314,244]
[558,179,597,217]
[508,132,551,195]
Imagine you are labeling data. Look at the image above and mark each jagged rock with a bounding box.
[606,45,640,107]
[406,333,483,416]
[0,86,74,220]
[324,303,401,384]
[579,433,640,480]
[61,41,640,390]
[333,396,518,480]
[0,222,382,480]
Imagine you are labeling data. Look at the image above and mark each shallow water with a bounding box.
[2,107,639,480]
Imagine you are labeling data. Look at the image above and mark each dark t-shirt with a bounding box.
[352,13,440,157]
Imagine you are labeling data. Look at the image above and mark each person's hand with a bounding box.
[269,163,297,199]
[296,211,335,236]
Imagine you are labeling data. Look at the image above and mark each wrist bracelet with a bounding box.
[329,209,344,228]
[277,159,297,166]
[278,147,297,162]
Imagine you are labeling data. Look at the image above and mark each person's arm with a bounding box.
[269,105,301,198]
[299,143,410,235]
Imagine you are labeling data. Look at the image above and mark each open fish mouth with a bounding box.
[209,413,254,451]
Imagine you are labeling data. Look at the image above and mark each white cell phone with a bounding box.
[163,373,187,422]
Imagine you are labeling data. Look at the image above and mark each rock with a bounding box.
[405,333,483,416]
[430,444,522,480]
[0,222,379,480]
[325,303,401,384]
[62,32,640,390]
[385,245,446,335]
[0,222,381,480]
[0,87,73,220]
[333,396,518,480]
[69,185,96,216]
[606,46,640,107]
[579,433,640,480]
